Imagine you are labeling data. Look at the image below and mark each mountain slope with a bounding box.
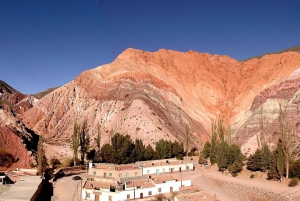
[0,80,38,169]
[20,48,300,157]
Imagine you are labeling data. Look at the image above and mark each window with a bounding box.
[108,196,112,201]
[86,192,90,198]
[109,173,112,177]
[127,194,130,199]
[147,170,150,174]
[126,173,129,178]
[158,188,161,192]
[93,171,96,175]
[148,191,152,196]
[187,166,190,170]
[135,172,138,176]
[162,168,165,172]
[119,173,122,177]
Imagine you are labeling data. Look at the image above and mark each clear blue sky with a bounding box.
[1,1,300,94]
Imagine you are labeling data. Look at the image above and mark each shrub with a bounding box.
[29,160,36,168]
[250,174,255,179]
[232,172,238,177]
[50,157,61,168]
[289,178,299,187]
[0,149,15,167]
[61,157,80,167]
[176,154,183,160]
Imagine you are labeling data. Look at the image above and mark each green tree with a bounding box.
[37,136,47,176]
[247,149,262,171]
[96,123,101,154]
[172,141,184,158]
[72,121,80,166]
[289,159,300,179]
[131,139,145,162]
[277,139,285,182]
[261,143,271,172]
[79,120,90,164]
[201,141,211,159]
[210,121,218,165]
[100,143,113,163]
[111,133,134,164]
[267,149,280,180]
[144,144,154,160]
[217,142,229,171]
[185,125,190,157]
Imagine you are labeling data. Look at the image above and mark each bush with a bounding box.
[61,157,80,167]
[232,172,238,177]
[176,154,183,160]
[250,174,255,179]
[50,157,61,168]
[289,178,299,187]
[0,149,15,167]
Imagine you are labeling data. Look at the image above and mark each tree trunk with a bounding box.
[286,160,289,179]
[81,151,84,164]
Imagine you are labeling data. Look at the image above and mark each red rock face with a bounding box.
[19,49,300,157]
[0,81,36,169]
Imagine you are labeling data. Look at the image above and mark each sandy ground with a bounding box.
[176,164,300,200]
[52,172,87,201]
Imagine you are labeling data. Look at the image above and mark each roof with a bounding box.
[83,181,110,190]
[120,175,149,183]
[93,164,139,171]
[126,179,155,189]
[175,186,216,201]
[139,160,183,168]
[151,175,177,184]
[0,176,41,201]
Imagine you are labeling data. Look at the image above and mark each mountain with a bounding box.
[33,87,59,99]
[19,48,300,158]
[246,45,300,60]
[0,80,39,169]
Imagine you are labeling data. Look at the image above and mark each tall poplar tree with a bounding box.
[72,121,79,166]
[79,120,90,164]
[278,103,297,179]
[277,139,284,182]
[185,125,190,156]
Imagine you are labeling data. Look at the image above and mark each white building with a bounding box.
[82,174,191,201]
[137,159,194,175]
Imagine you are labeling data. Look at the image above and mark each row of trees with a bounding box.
[246,103,299,182]
[97,133,185,164]
[247,139,300,181]
[199,119,244,176]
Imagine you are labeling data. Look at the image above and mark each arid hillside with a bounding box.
[18,48,300,158]
[0,80,38,169]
